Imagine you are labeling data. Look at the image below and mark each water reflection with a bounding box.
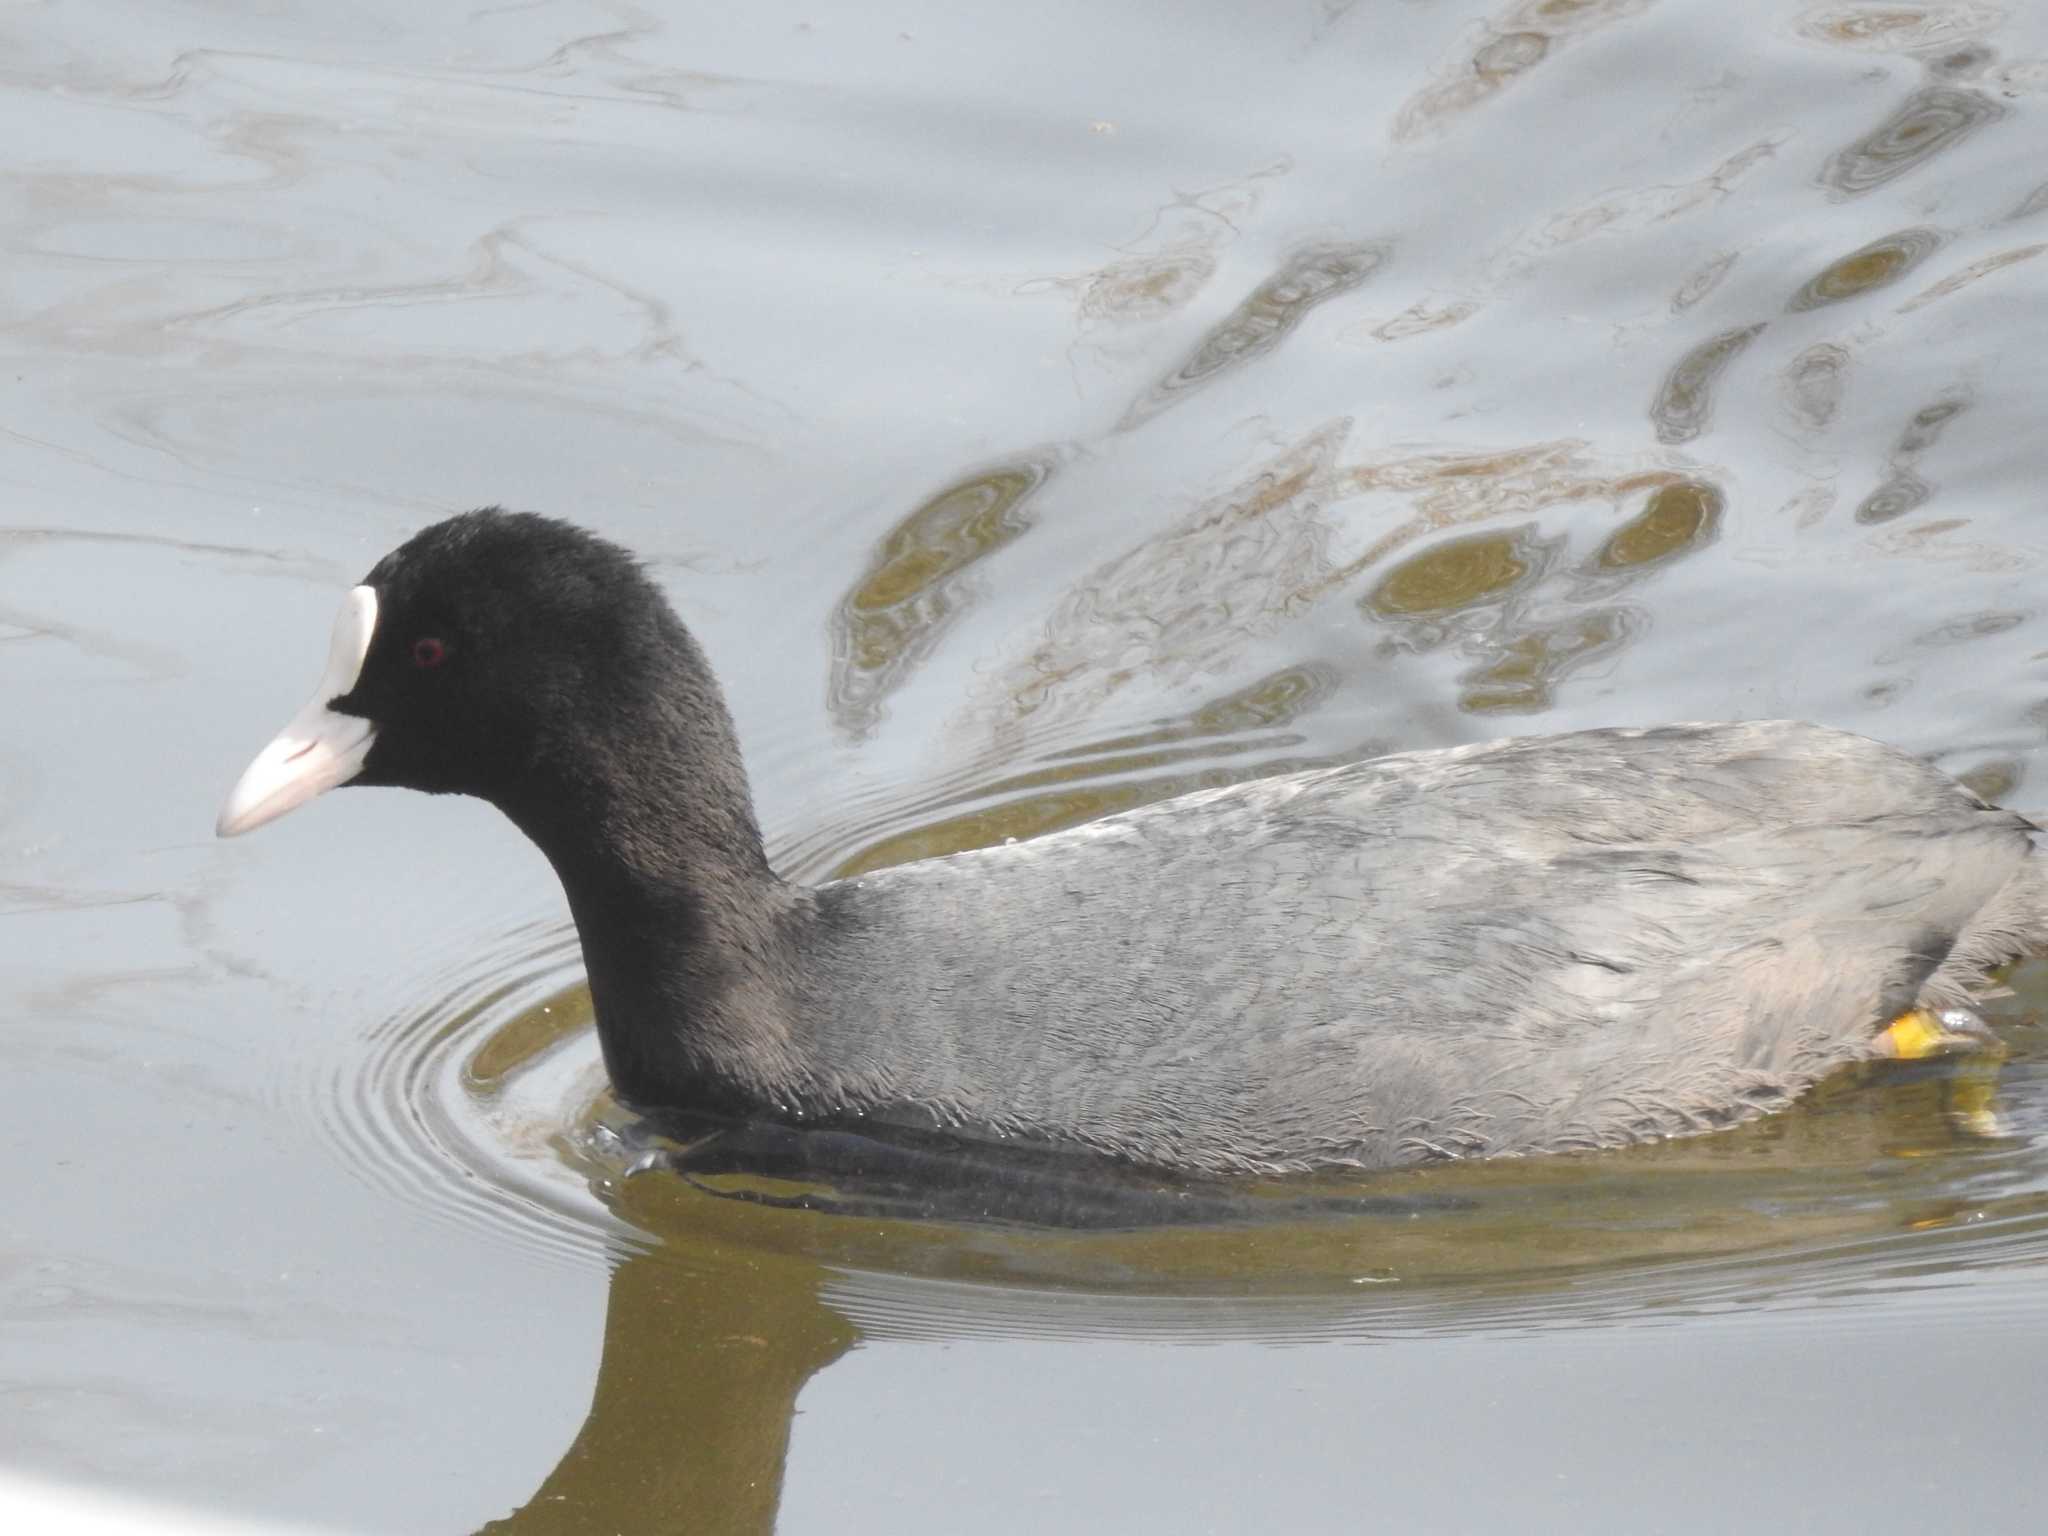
[1362,479,1720,714]
[1816,85,2006,199]
[1059,160,1290,338]
[1080,250,1215,326]
[1896,240,2048,313]
[1786,226,1946,311]
[1591,479,1723,572]
[477,1235,855,1536]
[1855,469,1932,525]
[1671,249,1739,312]
[970,432,1725,749]
[1882,607,2028,659]
[825,452,1059,739]
[1781,343,1850,434]
[1517,139,1784,260]
[1855,385,1972,525]
[1118,242,1389,430]
[2008,180,2048,221]
[980,421,1351,744]
[1650,323,1766,444]
[1368,524,1552,617]
[1795,4,2007,54]
[1392,0,1652,143]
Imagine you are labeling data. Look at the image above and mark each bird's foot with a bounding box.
[1880,1007,2010,1139]
[1879,1006,2002,1061]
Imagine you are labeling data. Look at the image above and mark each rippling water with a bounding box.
[10,0,2048,1531]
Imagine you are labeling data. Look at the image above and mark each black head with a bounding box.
[343,509,674,802]
[217,508,732,839]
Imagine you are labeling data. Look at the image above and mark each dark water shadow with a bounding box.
[474,1232,854,1536]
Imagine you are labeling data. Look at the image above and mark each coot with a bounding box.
[217,509,2041,1174]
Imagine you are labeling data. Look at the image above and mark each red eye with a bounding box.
[411,637,448,669]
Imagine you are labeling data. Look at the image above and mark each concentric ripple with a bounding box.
[285,917,633,1274]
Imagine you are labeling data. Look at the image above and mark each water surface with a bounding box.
[7,1,2048,1530]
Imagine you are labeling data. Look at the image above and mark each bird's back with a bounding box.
[795,721,2042,1173]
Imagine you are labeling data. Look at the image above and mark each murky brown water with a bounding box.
[9,1,2048,1530]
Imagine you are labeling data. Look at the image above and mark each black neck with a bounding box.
[492,651,806,1112]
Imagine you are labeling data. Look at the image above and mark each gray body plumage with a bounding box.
[778,721,2046,1174]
